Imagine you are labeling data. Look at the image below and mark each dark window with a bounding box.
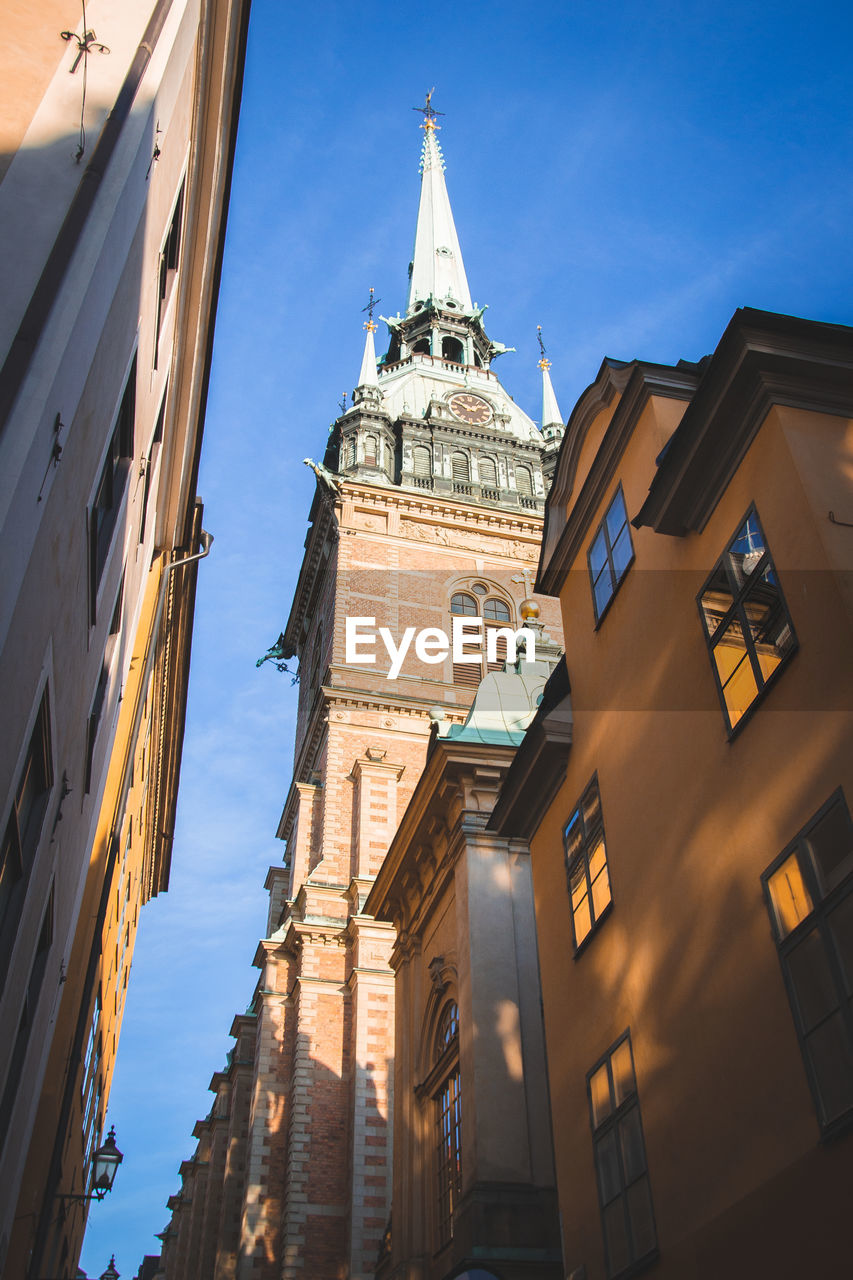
[564,776,612,950]
[90,358,135,620]
[442,336,464,363]
[156,183,184,336]
[84,661,110,795]
[588,1032,657,1278]
[0,890,53,1150]
[139,392,165,543]
[588,486,634,623]
[434,1002,461,1247]
[1,691,52,992]
[762,790,853,1133]
[698,507,796,733]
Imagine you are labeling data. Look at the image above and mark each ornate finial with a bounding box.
[362,286,381,333]
[537,325,551,371]
[413,87,444,132]
[338,391,347,414]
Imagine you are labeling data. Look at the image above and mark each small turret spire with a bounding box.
[407,92,472,313]
[354,288,382,402]
[537,326,564,443]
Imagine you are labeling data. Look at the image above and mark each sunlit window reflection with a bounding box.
[698,509,796,731]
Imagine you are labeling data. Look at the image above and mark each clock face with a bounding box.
[448,392,493,426]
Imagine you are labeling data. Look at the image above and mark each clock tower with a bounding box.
[155,104,564,1280]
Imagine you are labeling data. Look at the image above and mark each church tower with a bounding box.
[155,103,563,1280]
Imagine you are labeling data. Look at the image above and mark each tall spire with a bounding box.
[407,93,472,314]
[538,326,565,444]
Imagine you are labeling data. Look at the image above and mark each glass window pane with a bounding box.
[786,930,840,1031]
[564,810,583,862]
[589,838,607,880]
[590,1063,612,1128]
[618,1105,646,1184]
[828,895,853,997]
[730,512,766,560]
[610,527,633,582]
[484,598,510,622]
[767,853,814,938]
[699,566,733,640]
[582,784,602,833]
[605,491,628,544]
[602,1199,630,1276]
[591,864,612,921]
[573,892,592,946]
[808,802,853,896]
[805,1011,853,1124]
[594,572,613,619]
[713,621,759,726]
[626,1176,656,1259]
[611,1038,636,1107]
[589,529,608,580]
[451,593,477,616]
[594,1129,622,1204]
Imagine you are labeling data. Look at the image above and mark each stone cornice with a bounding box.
[366,739,516,935]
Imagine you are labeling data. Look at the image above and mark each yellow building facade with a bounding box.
[0,4,249,1276]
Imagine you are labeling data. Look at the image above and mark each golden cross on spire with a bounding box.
[537,324,552,371]
[362,286,380,333]
[413,87,444,132]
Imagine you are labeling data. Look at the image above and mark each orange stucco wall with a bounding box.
[533,398,853,1278]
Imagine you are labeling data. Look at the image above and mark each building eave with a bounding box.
[634,307,853,536]
[538,360,702,596]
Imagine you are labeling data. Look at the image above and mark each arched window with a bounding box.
[412,337,431,356]
[346,437,356,468]
[483,597,511,623]
[364,434,378,466]
[450,586,515,686]
[478,456,497,487]
[451,453,470,483]
[450,592,477,617]
[516,464,533,496]
[434,1001,461,1245]
[442,336,464,364]
[413,445,431,478]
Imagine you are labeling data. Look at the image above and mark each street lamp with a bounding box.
[58,1126,124,1203]
[90,1127,123,1199]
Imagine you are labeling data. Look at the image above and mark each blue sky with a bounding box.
[81,0,853,1272]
